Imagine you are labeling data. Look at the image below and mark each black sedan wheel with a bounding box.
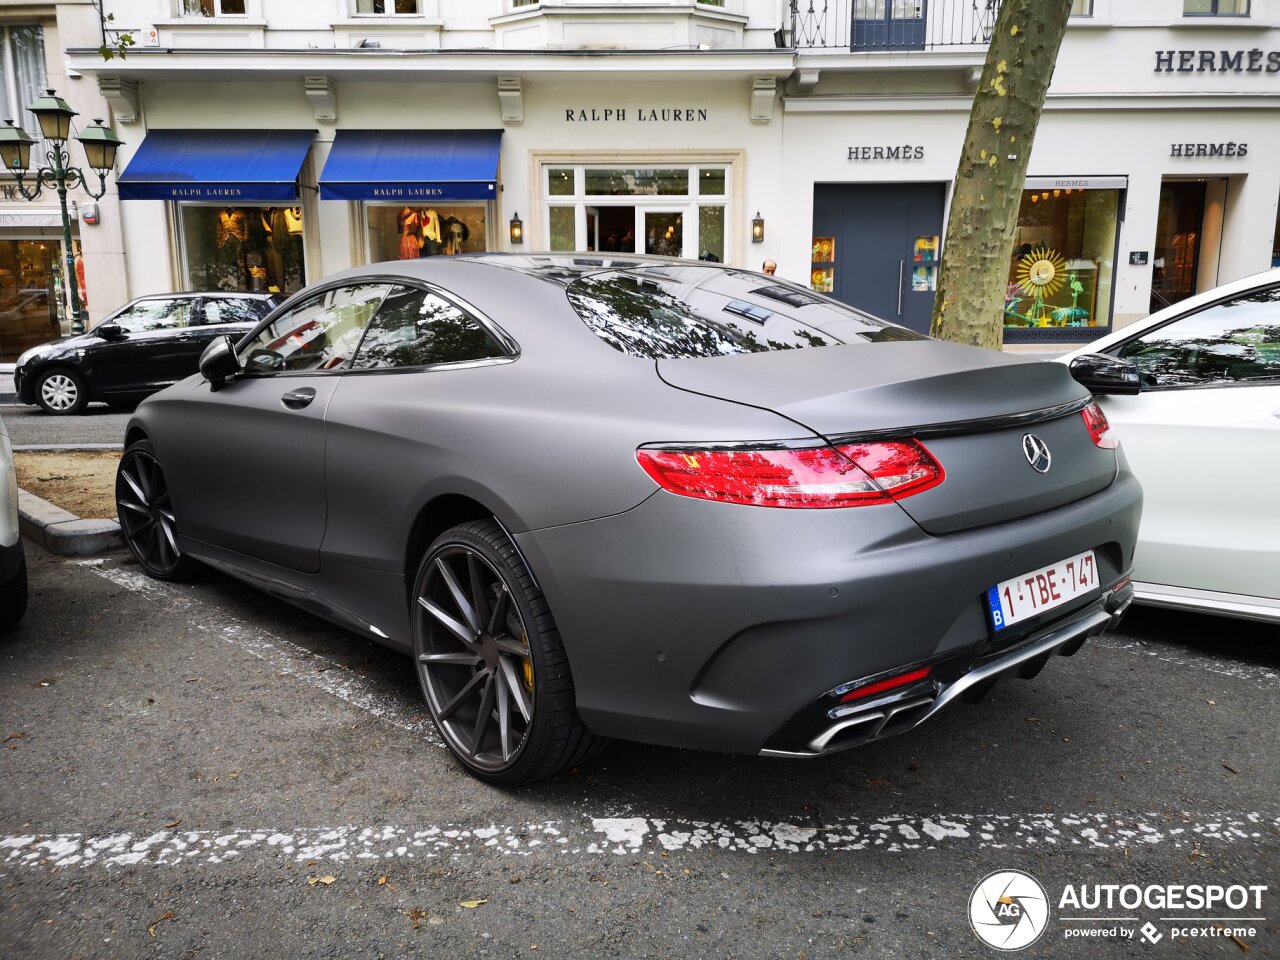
[413,520,604,785]
[35,368,88,415]
[116,440,197,581]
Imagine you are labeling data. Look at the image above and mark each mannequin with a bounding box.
[397,206,421,259]
[261,207,294,290]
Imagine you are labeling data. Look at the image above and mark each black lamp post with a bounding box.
[0,90,123,334]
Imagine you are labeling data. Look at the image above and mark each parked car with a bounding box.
[1062,268,1280,624]
[0,415,27,630]
[118,255,1140,784]
[13,292,284,415]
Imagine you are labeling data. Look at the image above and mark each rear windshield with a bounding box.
[565,267,925,360]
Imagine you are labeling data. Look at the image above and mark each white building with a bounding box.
[2,0,1277,357]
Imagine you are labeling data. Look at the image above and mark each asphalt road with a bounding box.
[1,402,130,448]
[1,544,1276,959]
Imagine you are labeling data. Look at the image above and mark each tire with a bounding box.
[0,549,28,631]
[115,439,199,581]
[412,519,606,785]
[34,367,88,416]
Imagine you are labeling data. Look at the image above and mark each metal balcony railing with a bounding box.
[790,0,1000,51]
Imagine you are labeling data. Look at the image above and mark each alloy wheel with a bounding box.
[116,448,184,577]
[415,546,535,772]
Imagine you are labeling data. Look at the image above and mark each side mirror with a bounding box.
[94,322,124,340]
[1068,353,1141,396]
[199,335,242,387]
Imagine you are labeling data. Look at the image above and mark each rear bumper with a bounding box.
[760,583,1132,757]
[516,468,1142,755]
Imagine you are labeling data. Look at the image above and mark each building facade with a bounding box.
[5,0,1275,355]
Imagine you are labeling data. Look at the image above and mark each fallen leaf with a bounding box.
[3,732,28,742]
[459,899,488,909]
[184,677,200,683]
[147,911,176,937]
[228,771,240,780]
[306,875,336,886]
[1206,699,1216,705]
[405,908,429,930]
[319,876,336,885]
[163,818,183,829]
[377,875,388,886]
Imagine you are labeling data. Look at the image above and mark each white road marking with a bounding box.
[76,559,442,747]
[1096,637,1280,687]
[1,812,1274,869]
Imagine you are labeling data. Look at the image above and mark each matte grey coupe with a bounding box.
[117,255,1141,784]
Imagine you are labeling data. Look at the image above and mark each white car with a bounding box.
[0,414,27,629]
[1061,268,1280,624]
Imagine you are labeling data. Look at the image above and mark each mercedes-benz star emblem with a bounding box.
[1022,434,1052,473]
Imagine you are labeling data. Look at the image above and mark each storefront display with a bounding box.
[366,204,488,262]
[181,205,306,295]
[0,238,61,361]
[1003,184,1120,336]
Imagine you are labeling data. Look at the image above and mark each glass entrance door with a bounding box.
[852,0,927,51]
[1151,181,1206,313]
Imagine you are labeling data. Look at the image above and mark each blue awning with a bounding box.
[117,129,315,202]
[318,130,501,202]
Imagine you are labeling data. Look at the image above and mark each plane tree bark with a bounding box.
[930,0,1075,349]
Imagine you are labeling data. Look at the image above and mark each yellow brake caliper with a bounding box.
[521,632,533,692]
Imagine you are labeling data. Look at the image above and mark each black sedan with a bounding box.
[118,255,1141,785]
[14,292,282,415]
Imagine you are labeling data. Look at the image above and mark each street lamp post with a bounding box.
[0,90,123,334]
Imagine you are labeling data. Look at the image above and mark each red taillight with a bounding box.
[635,439,943,509]
[1081,401,1119,450]
[839,665,933,703]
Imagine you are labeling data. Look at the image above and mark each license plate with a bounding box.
[986,550,1098,632]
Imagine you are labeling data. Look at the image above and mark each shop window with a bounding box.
[351,285,506,370]
[181,205,306,295]
[181,0,247,15]
[0,27,48,139]
[1004,188,1119,334]
[366,205,487,263]
[541,162,729,259]
[1183,0,1249,13]
[353,0,420,13]
[0,239,60,361]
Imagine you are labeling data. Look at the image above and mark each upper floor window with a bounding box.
[1070,0,1093,15]
[0,26,47,139]
[354,0,419,13]
[1184,0,1249,14]
[182,0,247,16]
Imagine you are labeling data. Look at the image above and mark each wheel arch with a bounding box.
[403,493,497,594]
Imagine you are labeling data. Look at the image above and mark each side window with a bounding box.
[350,285,507,370]
[112,299,192,332]
[204,298,270,325]
[1117,285,1280,388]
[237,283,391,374]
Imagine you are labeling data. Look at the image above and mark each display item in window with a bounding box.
[397,206,421,260]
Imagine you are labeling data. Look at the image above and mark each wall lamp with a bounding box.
[509,211,523,245]
[751,211,764,243]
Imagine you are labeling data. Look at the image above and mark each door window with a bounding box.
[238,283,391,373]
[112,298,193,332]
[202,297,271,325]
[350,285,507,369]
[1116,285,1280,388]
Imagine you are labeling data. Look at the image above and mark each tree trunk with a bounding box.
[930,0,1075,350]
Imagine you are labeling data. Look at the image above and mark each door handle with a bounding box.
[281,387,316,409]
[898,260,905,316]
[177,333,194,341]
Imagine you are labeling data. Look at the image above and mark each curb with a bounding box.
[18,488,122,557]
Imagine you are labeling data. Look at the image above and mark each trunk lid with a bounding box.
[657,340,1117,534]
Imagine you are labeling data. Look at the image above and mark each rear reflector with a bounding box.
[1081,401,1119,450]
[636,439,943,509]
[839,665,933,703]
